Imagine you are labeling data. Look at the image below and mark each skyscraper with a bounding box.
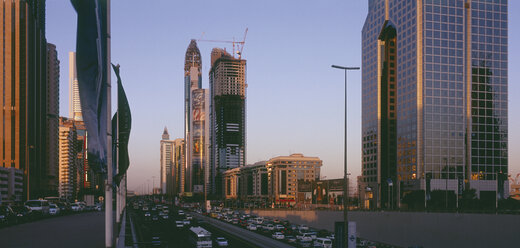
[209,48,247,196]
[0,0,49,201]
[172,138,185,196]
[59,117,78,200]
[69,52,82,121]
[160,127,174,194]
[46,43,60,197]
[360,0,508,209]
[184,40,210,194]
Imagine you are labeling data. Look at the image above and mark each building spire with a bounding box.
[162,126,170,140]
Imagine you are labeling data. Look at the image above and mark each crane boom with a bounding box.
[196,28,248,59]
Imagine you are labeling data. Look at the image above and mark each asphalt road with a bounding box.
[130,205,257,248]
[192,212,295,248]
[0,211,104,248]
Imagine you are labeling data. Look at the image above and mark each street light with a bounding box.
[331,64,359,248]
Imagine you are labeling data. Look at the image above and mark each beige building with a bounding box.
[267,154,322,205]
[59,118,77,200]
[223,167,241,200]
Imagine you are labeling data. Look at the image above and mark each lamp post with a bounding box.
[331,65,359,248]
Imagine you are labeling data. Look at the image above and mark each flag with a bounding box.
[71,0,108,173]
[113,64,132,185]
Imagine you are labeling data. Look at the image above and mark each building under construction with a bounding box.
[209,48,247,197]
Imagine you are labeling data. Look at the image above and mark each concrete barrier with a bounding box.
[244,209,519,247]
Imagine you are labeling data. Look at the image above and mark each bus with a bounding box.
[189,226,212,248]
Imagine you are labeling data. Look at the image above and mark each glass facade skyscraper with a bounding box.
[361,0,508,209]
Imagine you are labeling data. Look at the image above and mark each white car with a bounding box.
[297,233,314,242]
[275,224,284,230]
[246,224,257,231]
[175,221,184,228]
[272,232,285,240]
[215,237,228,247]
[25,200,50,215]
[265,224,275,231]
[298,224,309,231]
[49,204,60,215]
[313,238,332,248]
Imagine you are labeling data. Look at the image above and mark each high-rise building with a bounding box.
[160,127,174,194]
[172,138,185,196]
[183,40,211,195]
[46,43,60,197]
[0,0,49,201]
[69,52,82,121]
[59,117,78,200]
[209,48,247,197]
[360,0,508,209]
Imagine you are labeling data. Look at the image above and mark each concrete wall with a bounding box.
[244,210,519,248]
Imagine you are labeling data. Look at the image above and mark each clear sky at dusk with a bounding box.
[46,0,520,192]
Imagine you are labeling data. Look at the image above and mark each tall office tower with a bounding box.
[173,138,186,195]
[360,0,508,209]
[209,48,247,197]
[69,52,82,121]
[59,117,78,200]
[190,89,210,194]
[46,43,60,197]
[184,40,204,193]
[0,0,48,201]
[160,127,174,195]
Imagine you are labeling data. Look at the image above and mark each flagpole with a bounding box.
[105,0,113,247]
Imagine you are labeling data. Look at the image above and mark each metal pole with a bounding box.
[105,0,113,247]
[332,65,359,248]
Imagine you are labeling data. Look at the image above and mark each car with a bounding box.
[313,238,333,248]
[71,203,82,212]
[285,235,297,243]
[95,204,103,211]
[186,214,192,220]
[326,234,335,240]
[175,221,184,228]
[142,206,149,211]
[298,224,309,231]
[0,206,17,226]
[275,224,285,230]
[178,210,184,216]
[25,200,50,215]
[10,205,33,223]
[246,224,257,231]
[144,212,151,217]
[183,219,190,225]
[215,237,228,247]
[265,224,275,231]
[272,232,285,240]
[299,240,312,247]
[49,204,60,215]
[297,233,314,242]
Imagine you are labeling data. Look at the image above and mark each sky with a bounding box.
[46,0,520,193]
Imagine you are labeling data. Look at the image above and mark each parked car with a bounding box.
[175,221,184,228]
[25,200,50,215]
[71,203,82,212]
[215,237,228,247]
[313,238,333,248]
[265,224,275,231]
[10,205,33,223]
[49,204,60,215]
[275,224,285,230]
[272,232,285,240]
[0,206,17,226]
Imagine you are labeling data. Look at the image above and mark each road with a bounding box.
[192,212,295,248]
[129,205,258,248]
[0,211,104,248]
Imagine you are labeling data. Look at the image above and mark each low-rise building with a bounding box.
[267,153,322,206]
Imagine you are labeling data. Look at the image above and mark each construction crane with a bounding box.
[197,28,248,59]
